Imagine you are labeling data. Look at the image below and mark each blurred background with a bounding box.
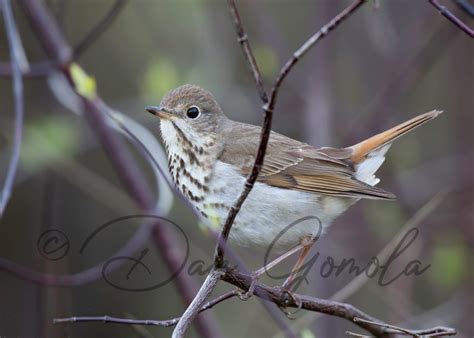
[0,0,473,337]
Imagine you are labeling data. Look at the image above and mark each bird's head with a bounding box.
[146,85,228,151]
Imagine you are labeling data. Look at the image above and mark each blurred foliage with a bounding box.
[20,117,79,171]
[429,235,468,289]
[300,328,316,338]
[365,202,405,240]
[142,58,180,101]
[253,44,279,78]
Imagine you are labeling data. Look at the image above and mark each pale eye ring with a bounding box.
[186,106,201,119]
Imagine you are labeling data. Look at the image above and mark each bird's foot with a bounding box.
[237,272,259,301]
[278,286,303,319]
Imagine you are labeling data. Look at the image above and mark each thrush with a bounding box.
[146,84,441,287]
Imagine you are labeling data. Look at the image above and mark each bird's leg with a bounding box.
[254,242,308,276]
[281,235,317,291]
[238,241,307,300]
[276,236,317,318]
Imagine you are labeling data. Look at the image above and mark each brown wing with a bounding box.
[219,122,395,200]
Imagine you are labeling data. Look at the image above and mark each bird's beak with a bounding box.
[146,106,174,120]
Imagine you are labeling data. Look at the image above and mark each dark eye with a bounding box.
[186,106,201,119]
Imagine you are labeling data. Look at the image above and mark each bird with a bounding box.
[146,84,442,289]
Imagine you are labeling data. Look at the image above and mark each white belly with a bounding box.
[197,161,353,252]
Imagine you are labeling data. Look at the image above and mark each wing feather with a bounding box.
[219,122,395,200]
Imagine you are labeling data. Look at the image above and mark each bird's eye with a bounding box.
[186,106,201,119]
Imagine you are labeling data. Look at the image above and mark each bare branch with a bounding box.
[73,0,128,58]
[353,317,456,337]
[0,61,51,77]
[428,0,474,37]
[57,267,457,337]
[454,0,474,16]
[221,269,457,337]
[268,0,366,111]
[0,0,27,216]
[227,0,268,103]
[345,331,372,338]
[54,315,177,328]
[53,290,239,328]
[172,269,224,338]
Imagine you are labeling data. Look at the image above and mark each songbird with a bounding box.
[146,84,441,288]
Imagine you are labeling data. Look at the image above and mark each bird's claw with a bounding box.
[278,287,303,319]
[237,273,259,301]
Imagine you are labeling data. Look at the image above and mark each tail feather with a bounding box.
[349,110,443,164]
[349,109,442,189]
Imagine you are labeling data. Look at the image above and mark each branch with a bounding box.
[0,0,27,216]
[73,0,128,58]
[221,269,457,337]
[353,317,456,337]
[455,0,474,16]
[428,0,474,37]
[0,61,50,77]
[227,0,268,103]
[268,0,366,111]
[171,269,224,338]
[54,268,457,337]
[53,290,239,328]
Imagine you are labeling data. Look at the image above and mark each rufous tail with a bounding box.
[349,110,443,164]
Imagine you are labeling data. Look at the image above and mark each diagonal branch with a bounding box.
[428,0,474,37]
[73,0,128,58]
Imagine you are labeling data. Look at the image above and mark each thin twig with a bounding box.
[353,317,456,337]
[0,0,27,216]
[345,331,372,338]
[0,61,51,77]
[454,0,474,16]
[73,0,128,58]
[227,0,268,103]
[428,0,474,37]
[268,0,367,112]
[53,290,239,327]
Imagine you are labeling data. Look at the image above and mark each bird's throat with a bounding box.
[160,120,217,216]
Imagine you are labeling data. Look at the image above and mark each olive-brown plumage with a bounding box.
[146,84,442,250]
